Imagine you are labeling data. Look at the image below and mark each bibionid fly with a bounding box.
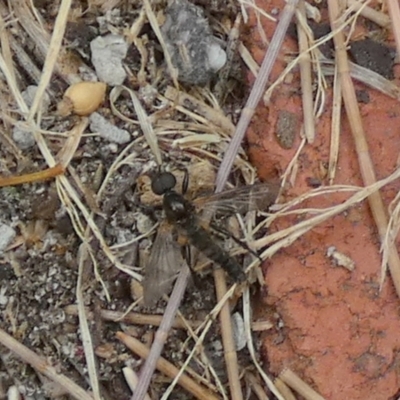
[142,170,279,305]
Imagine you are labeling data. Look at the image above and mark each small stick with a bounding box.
[328,0,400,297]
[245,372,270,400]
[64,305,202,330]
[216,0,299,191]
[0,328,93,400]
[117,332,220,400]
[279,369,326,400]
[387,0,400,56]
[274,377,297,400]
[214,268,243,400]
[130,267,191,400]
[328,65,342,184]
[346,0,390,28]
[0,164,64,188]
[296,0,316,143]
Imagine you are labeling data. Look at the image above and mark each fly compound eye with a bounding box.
[151,172,177,195]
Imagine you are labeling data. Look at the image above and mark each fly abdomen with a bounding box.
[183,219,246,281]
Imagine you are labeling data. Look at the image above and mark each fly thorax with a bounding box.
[163,191,190,222]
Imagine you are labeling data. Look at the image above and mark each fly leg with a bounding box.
[209,221,262,262]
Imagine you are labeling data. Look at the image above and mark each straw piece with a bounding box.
[214,268,243,400]
[346,0,390,28]
[76,244,101,400]
[163,86,235,135]
[328,0,400,297]
[387,0,400,56]
[0,165,64,187]
[274,377,297,400]
[0,328,93,400]
[216,0,300,191]
[64,305,202,330]
[279,369,326,400]
[117,332,220,400]
[328,65,341,184]
[130,267,191,400]
[296,0,315,143]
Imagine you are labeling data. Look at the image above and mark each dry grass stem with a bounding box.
[320,59,400,101]
[110,86,163,165]
[123,368,152,400]
[216,0,299,191]
[387,0,400,56]
[0,165,64,187]
[143,0,178,87]
[214,268,243,400]
[117,332,220,400]
[64,305,203,330]
[0,328,93,400]
[296,0,315,143]
[252,168,400,260]
[328,0,400,297]
[163,86,235,134]
[328,65,342,184]
[242,289,285,400]
[274,378,297,400]
[27,0,71,122]
[76,244,101,400]
[347,0,390,27]
[130,267,190,400]
[279,369,326,400]
[245,372,270,400]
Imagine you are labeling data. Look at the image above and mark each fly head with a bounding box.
[151,171,177,195]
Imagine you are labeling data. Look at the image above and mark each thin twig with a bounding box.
[387,0,400,56]
[0,328,93,400]
[130,267,191,400]
[346,0,390,28]
[279,369,326,400]
[328,64,341,184]
[328,0,400,297]
[216,0,299,191]
[214,269,243,400]
[64,305,202,330]
[296,0,315,143]
[117,331,220,400]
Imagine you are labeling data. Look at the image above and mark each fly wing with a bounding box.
[143,222,186,306]
[192,182,280,216]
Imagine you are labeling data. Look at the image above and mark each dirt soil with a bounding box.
[246,1,400,399]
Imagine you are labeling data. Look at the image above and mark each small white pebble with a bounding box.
[22,85,50,111]
[89,112,130,144]
[13,86,50,150]
[232,312,246,351]
[0,223,16,252]
[90,34,128,86]
[12,125,35,150]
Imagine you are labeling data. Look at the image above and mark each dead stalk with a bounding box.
[328,0,400,297]
[328,65,342,184]
[117,332,220,400]
[0,165,64,187]
[387,0,400,56]
[64,305,201,330]
[274,378,297,400]
[279,369,326,400]
[130,267,191,400]
[245,372,270,400]
[346,0,390,28]
[216,0,300,191]
[296,0,315,143]
[214,268,243,400]
[0,328,93,400]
